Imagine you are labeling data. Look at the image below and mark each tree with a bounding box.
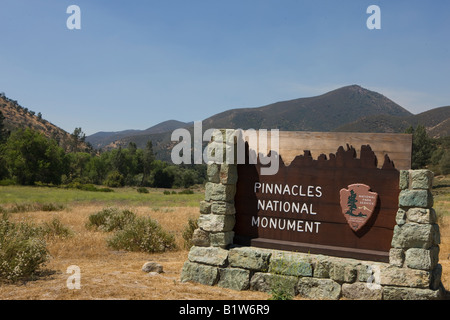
[0,111,8,179]
[153,168,174,188]
[142,140,155,186]
[111,146,126,175]
[127,142,137,154]
[66,152,91,182]
[405,125,436,169]
[70,127,86,152]
[0,111,9,144]
[346,190,358,216]
[104,170,125,187]
[4,129,66,185]
[86,154,109,185]
[439,150,450,175]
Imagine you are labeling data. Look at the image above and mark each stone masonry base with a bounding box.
[181,246,445,300]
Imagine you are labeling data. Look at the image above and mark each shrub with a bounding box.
[63,182,114,193]
[7,202,64,213]
[0,214,49,282]
[137,187,149,194]
[163,190,171,195]
[182,217,198,249]
[40,203,65,212]
[104,171,125,188]
[40,218,73,239]
[178,189,194,195]
[78,184,98,192]
[8,203,34,213]
[107,217,176,253]
[0,179,16,186]
[86,208,136,232]
[269,278,295,300]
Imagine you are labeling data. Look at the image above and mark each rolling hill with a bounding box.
[0,93,89,152]
[201,85,412,131]
[87,120,191,150]
[333,105,450,138]
[86,85,422,159]
[2,85,449,162]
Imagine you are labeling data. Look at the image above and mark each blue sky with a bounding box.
[0,1,449,135]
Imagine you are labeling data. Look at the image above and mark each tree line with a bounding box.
[0,110,449,188]
[406,124,450,175]
[0,111,206,188]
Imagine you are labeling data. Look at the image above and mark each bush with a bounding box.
[269,277,295,300]
[178,189,194,195]
[0,179,16,186]
[182,217,198,249]
[6,202,64,213]
[98,187,114,192]
[86,208,136,232]
[40,203,65,212]
[104,171,125,188]
[107,217,175,253]
[0,214,49,282]
[8,203,34,213]
[137,187,149,194]
[63,182,114,193]
[40,218,73,239]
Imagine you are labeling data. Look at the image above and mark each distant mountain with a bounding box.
[86,120,191,150]
[4,84,448,163]
[333,105,450,138]
[201,85,412,131]
[0,93,89,152]
[86,85,422,160]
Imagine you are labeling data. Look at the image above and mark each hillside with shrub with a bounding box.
[0,93,206,189]
[0,93,91,153]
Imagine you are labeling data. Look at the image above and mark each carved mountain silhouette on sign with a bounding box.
[234,143,400,262]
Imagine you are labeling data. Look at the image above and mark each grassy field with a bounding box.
[433,176,450,297]
[434,175,450,222]
[0,185,204,208]
[0,181,449,300]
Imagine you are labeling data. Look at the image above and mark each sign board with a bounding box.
[233,132,412,262]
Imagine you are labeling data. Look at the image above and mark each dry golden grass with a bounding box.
[0,204,270,300]
[0,204,448,300]
[439,216,450,292]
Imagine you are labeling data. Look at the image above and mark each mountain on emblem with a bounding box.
[339,184,378,232]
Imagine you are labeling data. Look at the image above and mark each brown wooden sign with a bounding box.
[234,142,405,262]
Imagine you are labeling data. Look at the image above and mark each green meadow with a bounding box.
[1,175,448,217]
[434,175,450,220]
[0,185,204,208]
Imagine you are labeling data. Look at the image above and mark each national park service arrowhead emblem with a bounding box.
[339,184,378,232]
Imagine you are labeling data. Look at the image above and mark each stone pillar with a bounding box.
[191,129,238,249]
[390,169,442,291]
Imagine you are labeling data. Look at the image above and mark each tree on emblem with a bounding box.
[346,190,367,218]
